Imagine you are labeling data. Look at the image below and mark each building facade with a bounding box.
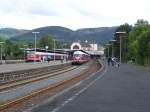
[70,42,98,51]
[70,41,104,55]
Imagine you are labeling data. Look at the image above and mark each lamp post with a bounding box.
[106,44,111,58]
[109,39,117,57]
[45,46,48,51]
[53,39,55,61]
[116,32,126,63]
[23,45,27,61]
[32,32,40,62]
[0,42,5,63]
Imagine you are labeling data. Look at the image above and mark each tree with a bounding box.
[128,40,139,61]
[138,31,150,65]
[5,40,13,57]
[11,43,23,59]
[135,19,149,26]
[114,23,132,62]
[62,43,70,49]
[127,19,150,66]
[38,34,55,50]
[115,23,132,34]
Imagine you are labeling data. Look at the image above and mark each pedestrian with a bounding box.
[107,57,111,65]
[61,56,64,63]
[47,56,51,63]
[41,56,43,63]
[41,56,45,63]
[111,57,119,67]
[2,55,6,64]
[111,57,114,66]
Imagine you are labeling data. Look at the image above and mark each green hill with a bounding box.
[8,26,117,44]
[0,28,29,39]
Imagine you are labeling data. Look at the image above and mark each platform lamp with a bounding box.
[53,39,55,61]
[109,39,117,57]
[23,45,27,61]
[106,43,111,58]
[115,32,126,63]
[32,32,40,62]
[0,42,5,63]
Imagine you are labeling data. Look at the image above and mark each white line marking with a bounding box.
[23,81,83,112]
[51,67,107,112]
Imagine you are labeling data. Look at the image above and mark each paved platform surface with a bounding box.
[32,64,150,112]
[0,61,70,73]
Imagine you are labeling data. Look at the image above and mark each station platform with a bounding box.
[32,64,150,112]
[0,61,70,73]
[54,64,150,112]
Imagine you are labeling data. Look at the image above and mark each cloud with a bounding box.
[0,0,58,16]
[0,0,150,30]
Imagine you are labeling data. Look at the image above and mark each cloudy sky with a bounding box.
[0,0,149,30]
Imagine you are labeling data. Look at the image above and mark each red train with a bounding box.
[72,50,90,65]
[25,49,68,62]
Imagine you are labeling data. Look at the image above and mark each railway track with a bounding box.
[0,62,72,85]
[0,60,101,111]
[0,65,77,91]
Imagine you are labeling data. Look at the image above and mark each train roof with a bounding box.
[25,48,66,54]
[25,48,90,55]
[74,51,84,54]
[73,50,89,55]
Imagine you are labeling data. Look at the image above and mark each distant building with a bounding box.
[70,41,98,51]
[70,41,104,55]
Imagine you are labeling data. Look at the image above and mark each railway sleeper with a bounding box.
[0,63,72,85]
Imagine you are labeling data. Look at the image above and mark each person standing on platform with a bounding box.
[111,57,119,67]
[2,55,6,64]
[61,55,64,63]
[107,57,111,65]
[47,56,51,63]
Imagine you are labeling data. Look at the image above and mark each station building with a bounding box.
[70,41,104,58]
[70,41,98,51]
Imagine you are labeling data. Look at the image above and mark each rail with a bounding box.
[0,66,77,91]
[0,62,72,85]
[0,60,102,111]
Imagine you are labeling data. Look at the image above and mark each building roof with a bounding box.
[80,42,91,48]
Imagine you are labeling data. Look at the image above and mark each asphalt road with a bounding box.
[31,63,150,112]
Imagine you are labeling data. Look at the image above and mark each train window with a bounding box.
[73,54,82,57]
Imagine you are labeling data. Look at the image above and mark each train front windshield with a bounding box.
[73,54,82,57]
